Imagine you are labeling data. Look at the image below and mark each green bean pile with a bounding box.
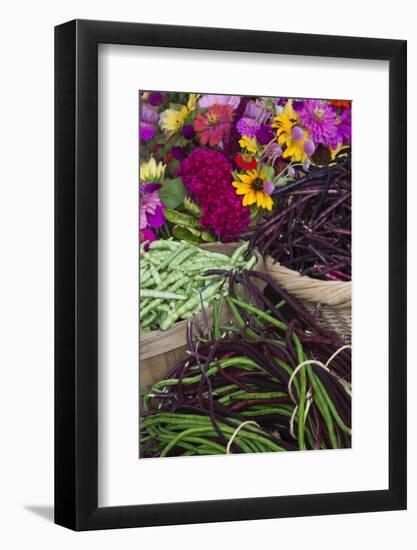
[140,239,255,332]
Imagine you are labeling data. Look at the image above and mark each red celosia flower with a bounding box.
[178,148,249,242]
[194,104,233,147]
[234,153,257,170]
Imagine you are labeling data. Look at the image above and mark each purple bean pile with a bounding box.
[248,153,351,281]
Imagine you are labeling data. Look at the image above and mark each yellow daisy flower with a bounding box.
[159,105,189,135]
[159,94,199,135]
[232,169,273,211]
[140,157,166,182]
[272,100,308,163]
[239,135,258,154]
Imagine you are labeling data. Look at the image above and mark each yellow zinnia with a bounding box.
[232,169,273,211]
[140,157,166,182]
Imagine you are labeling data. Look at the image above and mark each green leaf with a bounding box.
[263,165,275,181]
[201,230,217,242]
[183,197,202,218]
[159,178,187,208]
[172,225,202,244]
[164,208,200,228]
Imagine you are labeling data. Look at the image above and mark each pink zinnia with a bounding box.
[194,104,234,147]
[139,183,165,229]
[300,100,338,146]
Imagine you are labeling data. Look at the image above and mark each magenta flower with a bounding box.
[256,125,274,145]
[332,107,352,148]
[140,123,156,141]
[139,183,165,230]
[148,92,164,106]
[178,148,249,241]
[300,100,338,146]
[141,227,157,245]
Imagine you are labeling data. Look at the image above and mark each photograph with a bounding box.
[139,91,352,458]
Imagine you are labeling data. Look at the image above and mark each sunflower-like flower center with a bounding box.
[252,177,265,191]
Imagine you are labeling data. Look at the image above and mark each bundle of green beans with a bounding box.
[140,239,256,332]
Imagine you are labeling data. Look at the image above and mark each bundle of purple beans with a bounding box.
[247,152,351,281]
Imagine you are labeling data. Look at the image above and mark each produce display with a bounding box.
[140,271,351,457]
[140,240,255,332]
[139,91,352,458]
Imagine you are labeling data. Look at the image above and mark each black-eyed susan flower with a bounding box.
[233,169,274,210]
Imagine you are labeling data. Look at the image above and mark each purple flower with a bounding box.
[303,140,316,156]
[140,183,165,229]
[291,125,304,142]
[256,125,274,145]
[300,100,338,146]
[141,104,159,124]
[244,101,262,119]
[182,124,196,140]
[292,100,304,112]
[332,107,352,148]
[265,142,283,160]
[263,180,275,195]
[148,92,164,106]
[140,122,156,142]
[236,117,260,138]
[171,146,184,160]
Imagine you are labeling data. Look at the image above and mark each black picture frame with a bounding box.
[55,19,407,531]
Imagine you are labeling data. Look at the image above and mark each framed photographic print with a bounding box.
[55,19,407,530]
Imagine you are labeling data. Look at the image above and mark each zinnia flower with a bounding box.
[233,169,274,210]
[234,153,257,170]
[194,104,234,147]
[178,148,249,241]
[140,157,166,182]
[299,100,338,146]
[139,183,165,229]
[198,94,240,110]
